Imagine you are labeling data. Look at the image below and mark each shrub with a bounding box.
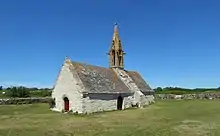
[49,98,56,108]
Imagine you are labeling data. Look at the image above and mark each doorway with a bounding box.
[63,97,69,112]
[117,96,123,110]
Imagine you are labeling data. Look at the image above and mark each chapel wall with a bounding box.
[51,61,84,113]
[82,93,134,113]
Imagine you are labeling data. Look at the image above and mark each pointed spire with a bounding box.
[113,23,119,40]
[108,23,125,69]
[114,23,118,33]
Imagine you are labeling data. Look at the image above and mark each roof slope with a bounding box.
[70,61,153,94]
[126,71,153,93]
[70,61,130,93]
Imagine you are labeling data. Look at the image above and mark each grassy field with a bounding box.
[1,100,220,136]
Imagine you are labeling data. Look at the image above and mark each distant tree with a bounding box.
[5,86,30,98]
[155,87,163,92]
[6,87,11,90]
[17,86,30,98]
[0,86,2,90]
[6,86,18,97]
[41,90,52,97]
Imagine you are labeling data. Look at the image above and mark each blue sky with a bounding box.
[0,0,219,89]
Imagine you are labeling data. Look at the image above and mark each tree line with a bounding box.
[0,86,52,98]
[1,86,220,98]
[154,87,220,95]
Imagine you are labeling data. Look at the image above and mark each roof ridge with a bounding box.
[70,60,111,70]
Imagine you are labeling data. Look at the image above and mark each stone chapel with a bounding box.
[51,24,155,114]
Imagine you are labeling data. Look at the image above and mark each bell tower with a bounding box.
[107,23,125,69]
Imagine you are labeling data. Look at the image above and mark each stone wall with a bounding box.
[0,97,51,105]
[82,93,155,114]
[155,93,220,100]
[82,93,134,114]
[145,95,155,103]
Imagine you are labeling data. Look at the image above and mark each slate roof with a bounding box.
[70,61,153,94]
[126,71,153,93]
[70,61,130,93]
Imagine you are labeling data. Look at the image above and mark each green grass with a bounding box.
[1,100,220,136]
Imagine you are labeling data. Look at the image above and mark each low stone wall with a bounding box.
[0,97,52,105]
[155,93,220,100]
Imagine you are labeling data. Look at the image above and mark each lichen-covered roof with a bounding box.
[70,61,130,93]
[70,61,153,94]
[126,71,153,93]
